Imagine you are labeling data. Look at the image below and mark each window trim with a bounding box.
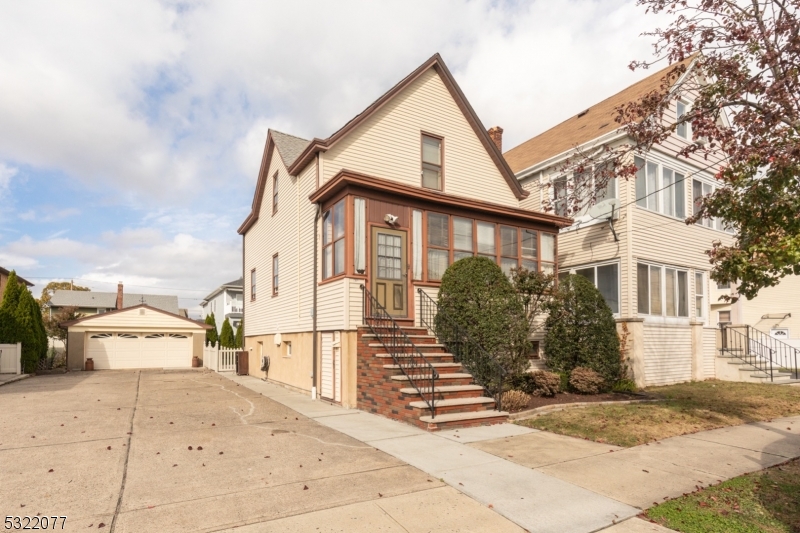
[272,254,279,297]
[420,132,444,191]
[559,260,620,315]
[272,172,279,215]
[250,268,256,301]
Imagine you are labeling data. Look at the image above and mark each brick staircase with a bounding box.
[356,322,509,431]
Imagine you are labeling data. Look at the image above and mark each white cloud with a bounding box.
[0,162,17,200]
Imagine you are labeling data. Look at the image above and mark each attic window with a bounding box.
[577,109,590,118]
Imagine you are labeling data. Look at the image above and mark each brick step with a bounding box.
[390,373,474,386]
[418,410,509,430]
[399,384,485,400]
[383,362,462,372]
[375,353,455,362]
[363,326,429,336]
[368,343,445,349]
[408,396,496,415]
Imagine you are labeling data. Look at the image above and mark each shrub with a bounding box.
[437,257,530,395]
[219,318,235,348]
[569,367,606,395]
[509,372,537,395]
[531,370,561,397]
[500,390,531,412]
[543,274,621,384]
[234,319,243,348]
[611,378,638,394]
[205,314,218,347]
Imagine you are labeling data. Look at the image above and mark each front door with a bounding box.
[371,227,408,317]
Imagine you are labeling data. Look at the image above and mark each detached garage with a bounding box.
[62,304,211,371]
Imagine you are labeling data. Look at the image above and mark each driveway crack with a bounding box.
[110,370,141,533]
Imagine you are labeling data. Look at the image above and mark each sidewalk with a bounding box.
[223,373,800,533]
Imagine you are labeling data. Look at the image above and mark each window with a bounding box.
[695,272,705,318]
[541,233,555,274]
[90,333,112,339]
[500,226,518,276]
[718,310,731,324]
[635,156,685,218]
[169,334,187,339]
[477,222,496,262]
[272,172,279,214]
[322,200,345,279]
[553,176,568,217]
[551,166,617,219]
[637,262,689,317]
[145,334,165,339]
[453,217,473,261]
[427,212,449,280]
[118,333,138,339]
[250,269,256,300]
[676,100,689,139]
[571,263,619,314]
[421,134,442,190]
[521,229,538,271]
[693,180,734,232]
[272,254,279,296]
[717,280,730,289]
[285,341,292,357]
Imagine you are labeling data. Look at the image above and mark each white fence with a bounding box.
[0,343,22,374]
[202,345,238,373]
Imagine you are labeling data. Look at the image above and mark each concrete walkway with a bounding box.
[223,374,639,533]
[0,373,29,386]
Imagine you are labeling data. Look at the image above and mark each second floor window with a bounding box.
[421,134,442,190]
[693,179,734,233]
[635,156,686,219]
[322,199,345,279]
[551,165,617,219]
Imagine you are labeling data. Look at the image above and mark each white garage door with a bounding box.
[87,332,191,369]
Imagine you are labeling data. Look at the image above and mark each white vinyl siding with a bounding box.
[643,324,692,386]
[703,327,716,379]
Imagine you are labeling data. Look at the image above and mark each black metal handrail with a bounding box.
[720,324,776,381]
[361,285,438,419]
[721,324,799,381]
[417,288,505,411]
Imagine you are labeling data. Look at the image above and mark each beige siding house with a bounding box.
[239,54,568,420]
[505,58,754,387]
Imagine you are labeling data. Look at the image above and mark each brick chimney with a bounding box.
[488,126,503,152]
[116,282,123,310]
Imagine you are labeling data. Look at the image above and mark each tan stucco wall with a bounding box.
[66,331,85,371]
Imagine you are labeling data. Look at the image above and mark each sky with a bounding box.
[0,0,668,317]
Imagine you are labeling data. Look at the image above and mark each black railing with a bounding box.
[720,324,799,381]
[417,288,505,411]
[361,285,438,418]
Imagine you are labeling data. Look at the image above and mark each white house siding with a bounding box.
[321,68,519,208]
[643,323,693,386]
[317,279,347,331]
[737,275,800,337]
[347,278,363,330]
[413,285,439,328]
[75,307,198,331]
[703,327,717,379]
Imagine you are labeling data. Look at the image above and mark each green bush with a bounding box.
[543,274,621,385]
[219,317,235,348]
[509,372,536,394]
[531,370,561,397]
[500,390,531,412]
[437,257,530,395]
[611,378,638,394]
[0,272,48,373]
[205,314,218,347]
[569,367,605,395]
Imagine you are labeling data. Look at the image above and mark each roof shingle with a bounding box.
[50,290,179,315]
[271,130,311,168]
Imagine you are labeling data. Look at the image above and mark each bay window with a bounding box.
[476,222,496,261]
[322,199,345,279]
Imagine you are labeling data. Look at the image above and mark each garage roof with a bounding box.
[61,304,211,329]
[51,290,179,314]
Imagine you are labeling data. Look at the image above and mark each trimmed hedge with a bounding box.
[219,317,235,348]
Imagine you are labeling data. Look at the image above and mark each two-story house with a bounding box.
[200,278,243,332]
[239,54,569,429]
[0,266,33,301]
[505,58,739,387]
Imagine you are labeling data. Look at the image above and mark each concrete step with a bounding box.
[399,384,485,398]
[362,334,436,341]
[368,343,445,349]
[418,409,509,430]
[390,373,473,384]
[384,362,462,372]
[375,353,455,361]
[408,396,495,414]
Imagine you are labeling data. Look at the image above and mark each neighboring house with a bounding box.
[61,304,211,371]
[505,58,741,387]
[48,282,179,317]
[724,275,800,350]
[239,54,568,427]
[200,278,243,332]
[0,266,33,301]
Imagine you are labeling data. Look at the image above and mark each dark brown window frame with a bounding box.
[250,268,256,301]
[272,254,279,297]
[272,172,279,215]
[420,132,444,191]
[322,199,346,280]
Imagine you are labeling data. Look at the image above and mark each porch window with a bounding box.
[453,217,473,261]
[500,226,518,276]
[696,272,705,318]
[541,233,555,274]
[521,229,538,271]
[427,212,449,280]
[637,262,689,317]
[476,222,495,262]
[421,134,443,190]
[322,199,345,279]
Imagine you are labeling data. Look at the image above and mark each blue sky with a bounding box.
[0,0,664,316]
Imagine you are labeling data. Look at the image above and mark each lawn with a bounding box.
[516,381,800,447]
[644,458,800,533]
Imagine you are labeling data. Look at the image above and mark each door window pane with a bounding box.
[427,213,449,248]
[597,264,619,314]
[541,233,555,262]
[637,263,649,314]
[427,250,449,280]
[501,226,517,257]
[521,229,537,259]
[453,217,473,251]
[650,265,662,315]
[477,222,495,255]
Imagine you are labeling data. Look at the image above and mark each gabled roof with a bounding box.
[272,130,310,168]
[50,290,179,315]
[504,57,697,175]
[0,266,33,287]
[238,53,528,235]
[201,277,243,304]
[60,303,211,329]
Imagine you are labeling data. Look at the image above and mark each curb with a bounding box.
[509,398,663,421]
[0,374,31,387]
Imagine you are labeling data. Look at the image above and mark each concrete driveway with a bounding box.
[0,370,523,532]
